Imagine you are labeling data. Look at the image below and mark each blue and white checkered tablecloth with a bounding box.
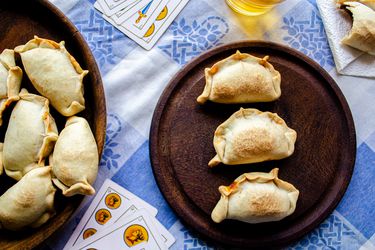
[42,0,375,249]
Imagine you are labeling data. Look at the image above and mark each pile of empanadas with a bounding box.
[197,51,300,224]
[0,36,99,231]
[337,0,375,55]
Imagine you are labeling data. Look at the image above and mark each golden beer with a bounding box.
[226,0,286,16]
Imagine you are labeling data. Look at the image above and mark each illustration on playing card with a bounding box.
[124,224,149,247]
[143,6,168,38]
[95,209,112,225]
[136,0,153,24]
[83,228,97,239]
[105,193,122,209]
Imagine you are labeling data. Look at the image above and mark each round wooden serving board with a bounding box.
[150,41,356,248]
[0,1,106,249]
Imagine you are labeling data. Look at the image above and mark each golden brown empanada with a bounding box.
[51,116,98,197]
[341,2,375,55]
[197,51,281,104]
[0,166,56,230]
[211,168,299,224]
[208,108,297,167]
[15,36,88,116]
[0,89,58,180]
[0,49,22,127]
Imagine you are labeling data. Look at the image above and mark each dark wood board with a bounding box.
[150,41,356,249]
[0,0,106,249]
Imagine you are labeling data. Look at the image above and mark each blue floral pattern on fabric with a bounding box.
[100,113,122,170]
[158,16,229,65]
[289,213,360,249]
[74,9,125,68]
[281,8,335,70]
[180,227,222,250]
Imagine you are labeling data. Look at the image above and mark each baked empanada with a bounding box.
[15,36,88,116]
[0,49,22,127]
[341,2,375,55]
[197,51,281,104]
[0,89,58,180]
[51,116,98,197]
[208,108,297,167]
[211,168,299,224]
[0,166,56,230]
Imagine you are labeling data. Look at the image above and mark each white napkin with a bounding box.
[317,0,375,78]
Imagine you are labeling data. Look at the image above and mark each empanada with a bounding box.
[0,49,22,127]
[0,166,56,230]
[15,36,88,116]
[0,89,58,180]
[211,168,299,224]
[337,0,375,10]
[50,116,98,197]
[197,51,281,104]
[341,2,375,55]
[208,108,297,167]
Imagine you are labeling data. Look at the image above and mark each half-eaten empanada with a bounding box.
[197,51,281,104]
[337,0,375,10]
[208,108,297,167]
[211,168,299,224]
[0,89,58,180]
[15,36,88,116]
[51,116,98,197]
[341,1,375,55]
[0,166,56,230]
[0,49,22,127]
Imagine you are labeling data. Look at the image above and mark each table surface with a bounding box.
[43,0,375,249]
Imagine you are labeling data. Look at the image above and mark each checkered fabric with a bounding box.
[42,0,375,249]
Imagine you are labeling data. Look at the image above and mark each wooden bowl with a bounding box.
[0,0,106,249]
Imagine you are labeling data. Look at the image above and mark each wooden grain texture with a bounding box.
[0,0,106,249]
[150,41,356,249]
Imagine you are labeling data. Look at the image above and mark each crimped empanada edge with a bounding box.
[218,168,299,197]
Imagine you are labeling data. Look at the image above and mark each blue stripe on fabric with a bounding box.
[307,0,318,10]
[280,0,335,70]
[157,0,230,66]
[66,0,137,75]
[337,142,375,239]
[111,141,177,229]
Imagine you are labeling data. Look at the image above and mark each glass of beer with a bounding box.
[226,0,286,16]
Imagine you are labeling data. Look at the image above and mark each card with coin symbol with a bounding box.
[72,209,167,250]
[95,0,189,50]
[64,179,158,250]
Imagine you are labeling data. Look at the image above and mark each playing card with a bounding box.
[110,210,175,248]
[110,0,144,25]
[72,209,167,250]
[97,0,139,16]
[95,0,189,50]
[115,0,170,37]
[140,0,189,46]
[63,179,158,250]
[152,217,175,248]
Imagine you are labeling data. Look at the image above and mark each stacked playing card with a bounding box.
[94,0,189,50]
[64,179,175,250]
